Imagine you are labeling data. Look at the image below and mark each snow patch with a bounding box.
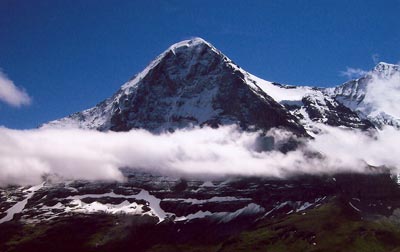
[66,189,167,222]
[0,183,44,224]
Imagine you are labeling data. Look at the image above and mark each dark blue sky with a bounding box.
[0,0,399,129]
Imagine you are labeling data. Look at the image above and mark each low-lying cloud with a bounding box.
[0,124,398,186]
[0,70,31,107]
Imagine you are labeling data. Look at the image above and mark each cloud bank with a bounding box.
[0,70,31,107]
[0,124,398,186]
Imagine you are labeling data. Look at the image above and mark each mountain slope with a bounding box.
[4,38,400,251]
[327,62,400,128]
[239,74,374,132]
[2,172,400,252]
[44,38,400,132]
[43,38,306,135]
[43,38,383,134]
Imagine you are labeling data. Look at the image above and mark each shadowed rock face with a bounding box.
[44,38,307,135]
[43,39,400,133]
[301,94,374,130]
[106,40,307,134]
[111,46,304,134]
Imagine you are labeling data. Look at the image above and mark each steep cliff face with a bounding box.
[43,38,306,135]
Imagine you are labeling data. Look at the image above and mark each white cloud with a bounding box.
[372,54,380,64]
[309,125,400,170]
[362,72,400,118]
[0,70,31,107]
[340,67,368,79]
[0,125,398,186]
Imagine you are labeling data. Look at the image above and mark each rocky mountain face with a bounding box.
[252,82,374,133]
[43,38,306,135]
[43,38,399,134]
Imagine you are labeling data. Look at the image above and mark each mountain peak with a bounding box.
[44,37,307,135]
[169,37,210,50]
[120,38,220,91]
[167,37,220,57]
[375,61,398,67]
[373,62,400,76]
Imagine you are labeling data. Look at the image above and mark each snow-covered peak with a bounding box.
[44,38,391,133]
[372,62,400,78]
[168,37,212,51]
[332,62,400,128]
[44,37,306,134]
[374,62,399,71]
[121,38,220,91]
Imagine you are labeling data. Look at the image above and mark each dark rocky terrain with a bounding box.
[2,171,400,252]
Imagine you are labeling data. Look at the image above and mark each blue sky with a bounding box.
[0,0,399,129]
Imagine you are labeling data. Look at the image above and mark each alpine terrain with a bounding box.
[2,38,400,252]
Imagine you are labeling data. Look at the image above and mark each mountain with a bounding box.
[43,38,395,134]
[243,78,374,133]
[43,38,306,135]
[327,62,400,128]
[3,38,400,251]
